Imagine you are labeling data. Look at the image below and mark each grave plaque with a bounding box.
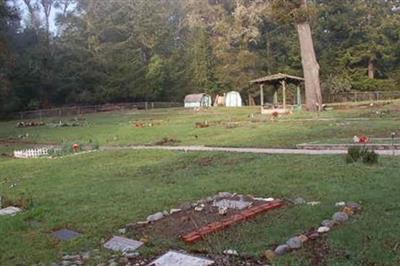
[213,199,251,210]
[104,236,143,253]
[148,251,214,266]
[52,229,81,241]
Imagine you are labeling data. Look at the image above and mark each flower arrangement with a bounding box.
[358,136,369,144]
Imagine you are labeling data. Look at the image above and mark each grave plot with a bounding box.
[126,193,283,245]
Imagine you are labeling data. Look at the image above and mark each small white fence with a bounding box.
[13,148,50,159]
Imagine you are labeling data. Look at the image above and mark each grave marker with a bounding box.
[104,236,143,253]
[52,229,81,241]
[213,199,251,210]
[148,251,214,266]
[0,206,22,216]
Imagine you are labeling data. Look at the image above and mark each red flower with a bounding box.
[72,144,80,152]
[359,136,369,144]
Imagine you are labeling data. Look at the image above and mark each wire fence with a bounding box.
[4,102,183,120]
[325,91,400,103]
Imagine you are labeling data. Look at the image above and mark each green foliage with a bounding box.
[346,146,379,165]
[1,0,400,112]
[362,149,379,165]
[346,146,363,163]
[351,78,399,92]
[323,74,352,94]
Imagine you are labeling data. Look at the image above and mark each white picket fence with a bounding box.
[13,148,50,159]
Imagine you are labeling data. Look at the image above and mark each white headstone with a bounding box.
[148,251,214,266]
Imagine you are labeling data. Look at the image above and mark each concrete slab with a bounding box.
[0,207,22,216]
[104,236,143,253]
[52,229,81,241]
[213,199,251,210]
[148,251,214,266]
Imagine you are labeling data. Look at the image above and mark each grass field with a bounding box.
[1,103,400,265]
[1,102,400,149]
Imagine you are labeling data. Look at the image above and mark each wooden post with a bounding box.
[145,102,148,111]
[273,89,278,106]
[282,80,287,110]
[297,86,302,106]
[260,85,264,107]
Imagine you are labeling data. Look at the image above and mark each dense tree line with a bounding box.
[0,0,400,113]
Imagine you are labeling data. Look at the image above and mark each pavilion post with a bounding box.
[273,88,278,106]
[260,84,264,107]
[282,80,287,110]
[296,86,302,106]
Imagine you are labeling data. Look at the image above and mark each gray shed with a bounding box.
[184,93,212,108]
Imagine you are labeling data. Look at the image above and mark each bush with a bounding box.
[362,150,379,165]
[346,146,379,165]
[351,78,398,92]
[346,146,362,163]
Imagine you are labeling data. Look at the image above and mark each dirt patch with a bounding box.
[1,194,33,209]
[0,139,56,147]
[127,195,270,242]
[195,157,254,167]
[154,137,181,146]
[195,121,210,128]
[1,153,13,158]
[16,121,45,128]
[303,234,350,266]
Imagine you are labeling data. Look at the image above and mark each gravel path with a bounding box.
[101,145,400,156]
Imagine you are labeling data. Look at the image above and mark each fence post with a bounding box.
[145,102,148,111]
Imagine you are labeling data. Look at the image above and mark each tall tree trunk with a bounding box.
[296,0,322,112]
[368,58,375,79]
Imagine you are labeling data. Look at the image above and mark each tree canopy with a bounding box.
[1,0,400,113]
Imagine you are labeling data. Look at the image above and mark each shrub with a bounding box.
[346,146,379,165]
[346,146,362,163]
[362,150,379,165]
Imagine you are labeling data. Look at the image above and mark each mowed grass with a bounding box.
[0,150,400,265]
[1,102,400,148]
[1,103,400,265]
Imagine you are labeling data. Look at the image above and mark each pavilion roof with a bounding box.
[249,73,304,85]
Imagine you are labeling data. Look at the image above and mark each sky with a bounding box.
[13,0,60,33]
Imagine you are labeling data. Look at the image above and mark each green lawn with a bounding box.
[1,151,399,265]
[1,103,400,149]
[1,104,400,265]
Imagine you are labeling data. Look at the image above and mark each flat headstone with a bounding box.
[0,206,22,216]
[213,199,251,210]
[104,236,143,253]
[148,251,214,266]
[52,229,82,241]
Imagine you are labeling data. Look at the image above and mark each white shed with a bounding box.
[184,93,212,108]
[225,91,243,107]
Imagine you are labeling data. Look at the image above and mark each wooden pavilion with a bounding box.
[249,73,304,114]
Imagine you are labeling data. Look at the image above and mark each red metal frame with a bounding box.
[182,200,284,244]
